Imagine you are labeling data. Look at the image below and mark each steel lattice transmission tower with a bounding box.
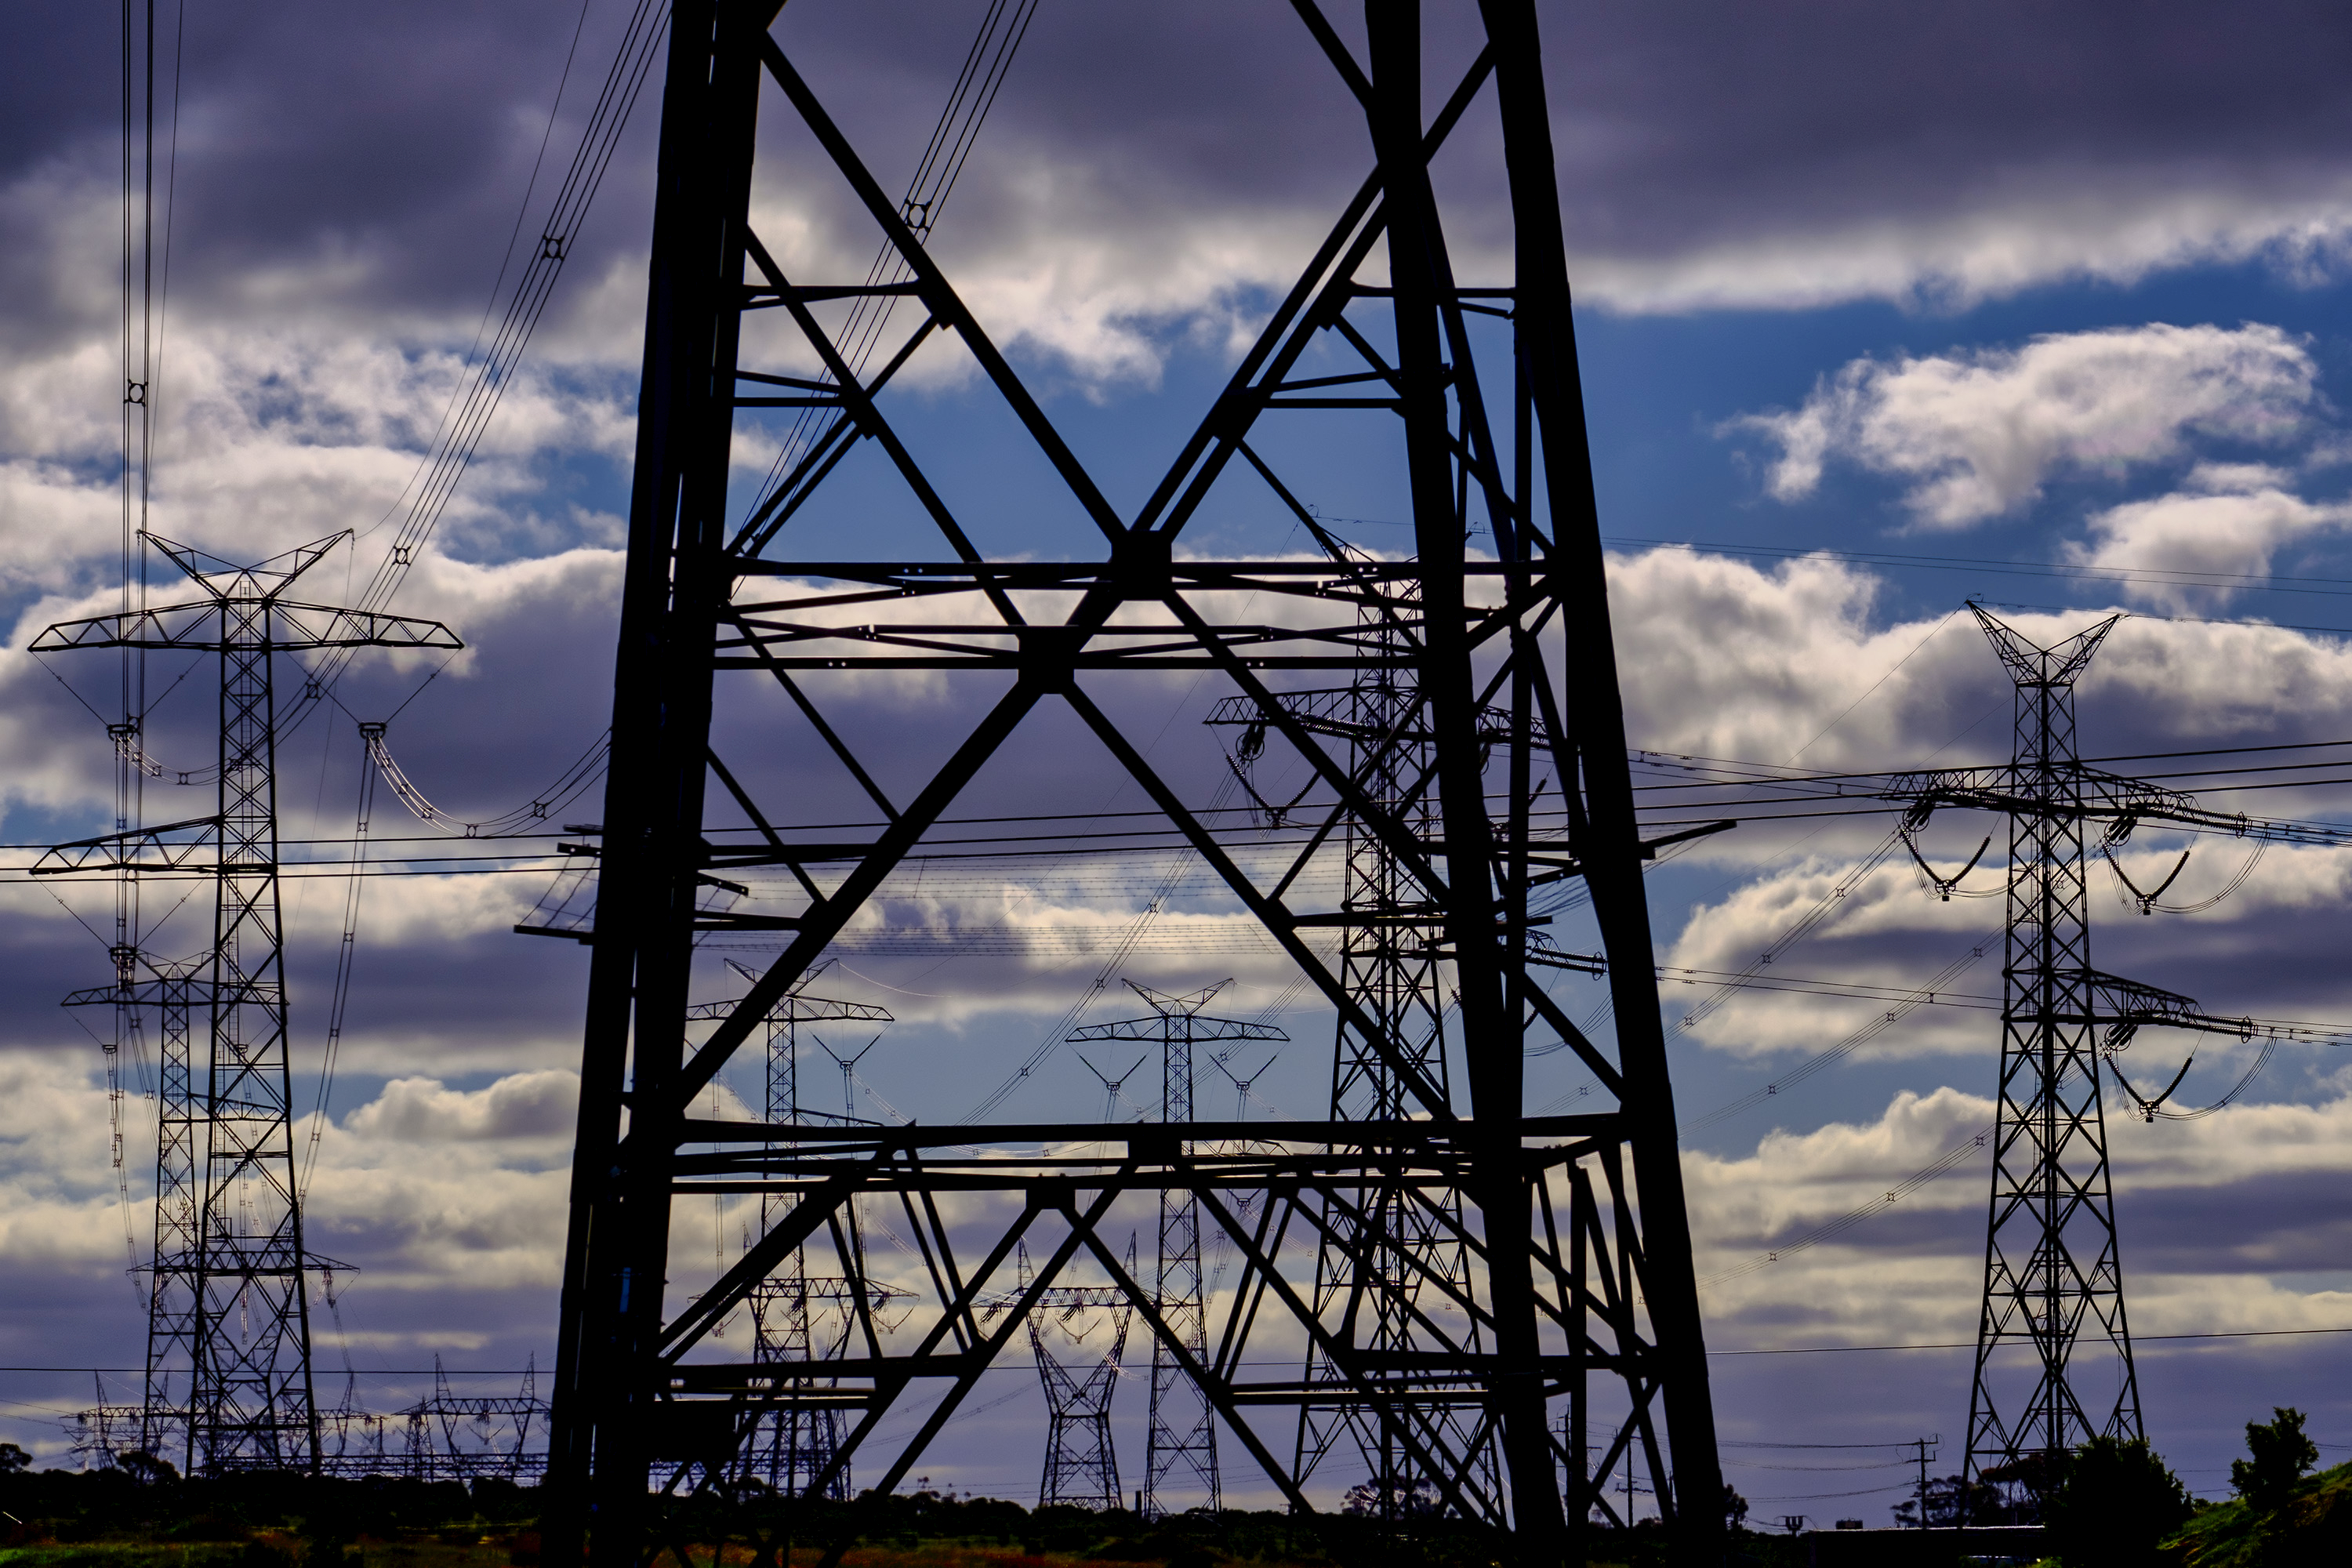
[689,973,893,1499]
[543,3,1723,1563]
[1009,1243,1136,1512]
[1885,605,2312,1500]
[1962,609,2143,1478]
[1209,568,1501,1518]
[1069,982,1287,1516]
[34,532,459,1473]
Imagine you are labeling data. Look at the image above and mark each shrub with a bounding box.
[2230,1406,2318,1515]
[2043,1436,2194,1568]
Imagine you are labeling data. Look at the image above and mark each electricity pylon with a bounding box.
[1886,604,2303,1506]
[34,532,459,1473]
[1966,610,2144,1486]
[545,4,1726,1561]
[1069,982,1286,1515]
[1209,563,1501,1519]
[1010,1242,1136,1512]
[687,970,893,1498]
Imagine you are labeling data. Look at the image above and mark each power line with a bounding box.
[1708,1326,2352,1356]
[11,1323,2346,1379]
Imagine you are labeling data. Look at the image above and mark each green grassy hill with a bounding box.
[2162,1459,2352,1566]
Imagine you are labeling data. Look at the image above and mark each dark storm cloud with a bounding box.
[0,3,622,354]
[13,0,2352,365]
[1537,1,2352,246]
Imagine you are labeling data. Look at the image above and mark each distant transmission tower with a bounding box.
[1208,576,1501,1518]
[1012,1241,1136,1511]
[1962,610,2143,1479]
[690,971,893,1499]
[35,532,459,1472]
[1069,982,1284,1516]
[1887,604,2304,1504]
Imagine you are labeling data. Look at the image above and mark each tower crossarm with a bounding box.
[684,993,892,1025]
[61,975,285,1011]
[2082,969,2203,1030]
[30,601,461,653]
[2077,969,2268,1046]
[1069,1016,1288,1044]
[1205,688,1534,750]
[31,815,222,877]
[1883,764,2352,846]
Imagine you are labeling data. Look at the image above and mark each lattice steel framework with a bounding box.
[34,534,459,1473]
[1209,587,1501,1518]
[543,3,1722,1563]
[705,978,893,1499]
[1011,1245,1136,1512]
[1957,606,2145,1476]
[1882,607,2347,1501]
[64,956,201,1459]
[1962,610,2141,1478]
[1069,983,1287,1516]
[316,1359,550,1481]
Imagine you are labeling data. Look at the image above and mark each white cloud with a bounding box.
[0,325,633,606]
[0,1050,147,1274]
[1729,324,2318,527]
[2068,463,2351,608]
[1596,543,2352,824]
[1606,547,1944,768]
[339,1070,577,1145]
[1662,859,1996,1060]
[1577,187,2352,317]
[1687,1084,2352,1346]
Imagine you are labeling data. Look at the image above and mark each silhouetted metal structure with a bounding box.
[1965,612,2145,1477]
[1209,583,1502,1518]
[34,534,459,1473]
[403,1358,550,1483]
[313,1359,549,1481]
[1885,607,2307,1502]
[698,973,893,1499]
[1006,1243,1135,1512]
[1069,983,1286,1516]
[544,2,1722,1563]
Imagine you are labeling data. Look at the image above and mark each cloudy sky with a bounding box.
[5,0,2352,1520]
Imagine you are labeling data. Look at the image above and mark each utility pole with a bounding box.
[34,533,458,1472]
[1912,1435,1937,1529]
[1068,982,1284,1516]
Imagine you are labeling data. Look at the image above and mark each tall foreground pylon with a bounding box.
[544,2,1722,1562]
[34,534,458,1472]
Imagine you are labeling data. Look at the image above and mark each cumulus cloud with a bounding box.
[1687,1083,2352,1348]
[2068,463,2352,608]
[1576,188,2352,317]
[1606,547,1955,768]
[1727,324,2318,527]
[339,1070,577,1145]
[1662,859,1997,1060]
[20,2,2352,419]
